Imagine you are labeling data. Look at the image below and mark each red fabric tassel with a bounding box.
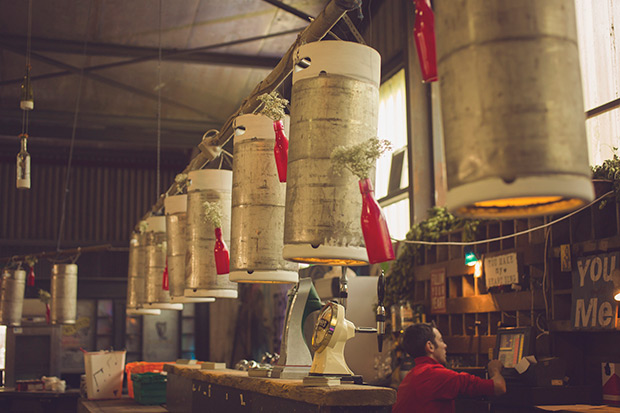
[45,303,51,324]
[359,178,395,264]
[214,227,230,275]
[273,120,289,183]
[413,0,438,82]
[27,266,35,287]
[162,257,169,291]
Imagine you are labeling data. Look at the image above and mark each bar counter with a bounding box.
[164,364,396,413]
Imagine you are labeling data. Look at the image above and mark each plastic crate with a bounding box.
[131,372,167,405]
[125,361,172,398]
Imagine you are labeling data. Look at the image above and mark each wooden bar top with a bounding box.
[164,364,396,407]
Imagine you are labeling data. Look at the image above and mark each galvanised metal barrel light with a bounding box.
[436,0,593,218]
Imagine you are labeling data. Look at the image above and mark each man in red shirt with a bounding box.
[392,323,506,413]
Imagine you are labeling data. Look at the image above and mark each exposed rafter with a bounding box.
[0,27,305,86]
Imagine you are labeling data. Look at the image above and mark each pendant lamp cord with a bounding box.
[56,0,93,252]
[156,0,163,197]
[20,0,32,136]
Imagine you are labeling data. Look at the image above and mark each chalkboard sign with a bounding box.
[571,252,619,330]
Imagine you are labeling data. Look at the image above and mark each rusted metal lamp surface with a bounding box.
[436,0,593,218]
[165,194,215,303]
[143,216,183,311]
[230,114,299,283]
[283,41,381,265]
[185,169,238,298]
[126,231,161,316]
[0,269,26,326]
[50,263,78,324]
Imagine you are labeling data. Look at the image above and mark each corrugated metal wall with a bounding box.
[1,161,176,245]
[363,0,406,73]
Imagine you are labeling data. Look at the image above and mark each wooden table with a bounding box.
[77,397,168,412]
[0,388,80,413]
[164,364,396,413]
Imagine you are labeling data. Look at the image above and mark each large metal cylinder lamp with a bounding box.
[230,114,299,283]
[0,269,26,326]
[185,169,237,298]
[436,0,593,218]
[126,231,161,316]
[283,41,381,265]
[50,264,78,324]
[143,215,183,311]
[165,194,215,303]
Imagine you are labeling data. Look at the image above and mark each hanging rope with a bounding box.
[20,0,33,136]
[56,0,93,252]
[156,0,163,197]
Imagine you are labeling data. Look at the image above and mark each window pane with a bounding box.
[383,198,410,241]
[575,0,620,164]
[377,69,409,199]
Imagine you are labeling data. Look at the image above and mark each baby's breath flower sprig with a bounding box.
[331,138,392,180]
[174,173,189,194]
[257,91,289,121]
[203,201,223,228]
[138,220,148,234]
[25,255,38,268]
[38,289,51,305]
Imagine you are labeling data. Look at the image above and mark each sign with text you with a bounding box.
[430,268,446,314]
[571,252,619,330]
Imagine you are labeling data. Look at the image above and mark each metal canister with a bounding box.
[185,169,237,298]
[436,0,593,218]
[126,229,161,316]
[0,269,26,326]
[283,40,380,266]
[51,263,78,324]
[230,114,298,284]
[165,195,215,303]
[144,215,183,311]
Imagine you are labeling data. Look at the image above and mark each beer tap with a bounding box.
[376,270,386,352]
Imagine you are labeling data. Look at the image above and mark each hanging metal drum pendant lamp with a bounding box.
[185,169,237,298]
[0,269,26,326]
[165,195,215,303]
[230,114,299,283]
[436,0,593,218]
[143,216,183,311]
[50,264,78,324]
[283,41,381,266]
[126,231,160,316]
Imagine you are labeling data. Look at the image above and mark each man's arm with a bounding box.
[487,360,506,396]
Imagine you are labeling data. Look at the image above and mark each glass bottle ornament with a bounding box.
[16,134,31,190]
[413,0,438,82]
[359,178,395,264]
[27,266,35,287]
[20,65,34,111]
[162,257,169,291]
[273,120,289,183]
[214,227,230,274]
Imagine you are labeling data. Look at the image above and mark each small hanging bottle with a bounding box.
[162,257,169,291]
[273,120,289,183]
[16,133,31,190]
[359,178,395,264]
[413,0,438,82]
[20,65,34,111]
[213,227,230,275]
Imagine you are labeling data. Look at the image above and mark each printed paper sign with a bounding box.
[430,267,446,314]
[484,252,518,288]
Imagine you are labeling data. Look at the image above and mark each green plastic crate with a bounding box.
[131,372,167,405]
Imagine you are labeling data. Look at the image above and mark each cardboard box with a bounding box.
[84,350,126,400]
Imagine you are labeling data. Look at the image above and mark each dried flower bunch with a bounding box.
[203,201,223,228]
[25,255,37,268]
[38,289,51,305]
[138,220,148,234]
[331,138,392,180]
[257,91,288,121]
[174,173,189,194]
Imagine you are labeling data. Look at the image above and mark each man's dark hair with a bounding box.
[402,323,437,358]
